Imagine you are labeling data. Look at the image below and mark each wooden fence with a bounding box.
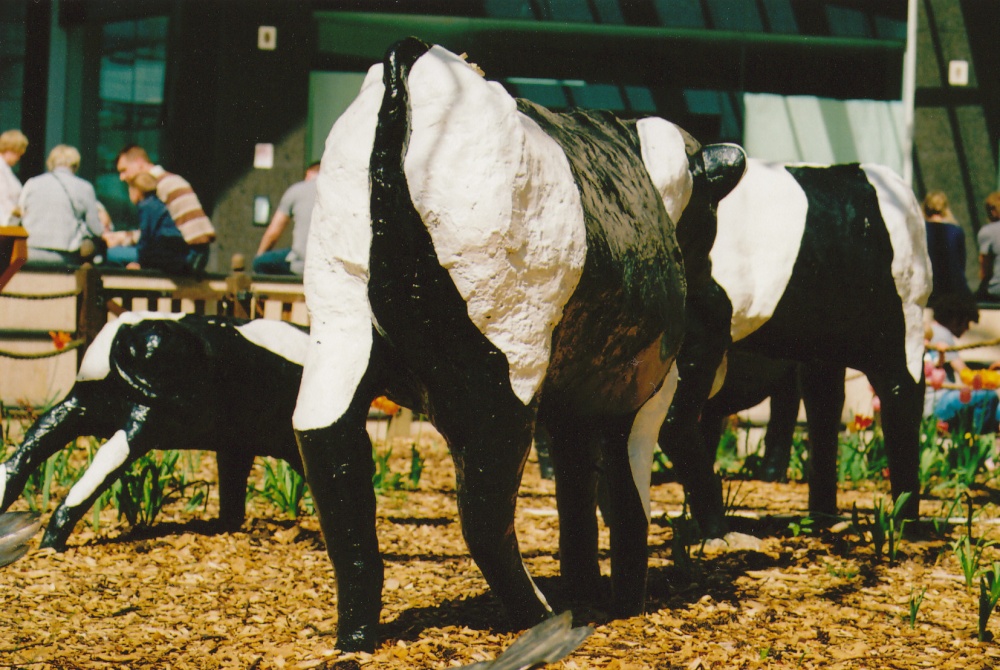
[0,256,307,407]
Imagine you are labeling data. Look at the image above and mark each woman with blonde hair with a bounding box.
[0,129,28,226]
[17,144,102,264]
[923,189,971,302]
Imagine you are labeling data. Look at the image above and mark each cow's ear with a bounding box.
[691,143,746,204]
[109,319,214,405]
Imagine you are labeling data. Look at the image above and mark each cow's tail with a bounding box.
[367,38,435,332]
[370,37,431,231]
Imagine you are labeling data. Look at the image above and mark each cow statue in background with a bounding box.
[293,38,744,651]
[0,312,307,550]
[660,159,931,537]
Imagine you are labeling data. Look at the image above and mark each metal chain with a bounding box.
[0,338,85,360]
[0,291,80,300]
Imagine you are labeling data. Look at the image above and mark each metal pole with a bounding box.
[901,0,918,185]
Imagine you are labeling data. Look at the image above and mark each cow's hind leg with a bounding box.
[866,365,922,519]
[599,416,653,617]
[544,417,604,605]
[799,362,846,519]
[296,378,382,652]
[435,397,551,630]
[760,365,801,483]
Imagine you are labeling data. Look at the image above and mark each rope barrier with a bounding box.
[939,336,1000,352]
[0,290,80,301]
[0,338,85,360]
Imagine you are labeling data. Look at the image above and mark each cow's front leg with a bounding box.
[867,366,922,519]
[438,399,551,631]
[799,362,846,519]
[1,394,108,512]
[659,285,731,538]
[42,403,158,550]
[215,448,256,531]
[296,391,380,652]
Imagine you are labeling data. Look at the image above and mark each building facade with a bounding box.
[2,0,997,279]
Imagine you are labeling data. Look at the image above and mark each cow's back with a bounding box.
[520,102,687,416]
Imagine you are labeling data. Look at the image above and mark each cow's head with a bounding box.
[109,318,216,409]
[678,142,747,289]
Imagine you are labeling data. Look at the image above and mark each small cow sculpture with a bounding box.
[0,312,307,550]
[293,38,743,651]
[661,159,931,536]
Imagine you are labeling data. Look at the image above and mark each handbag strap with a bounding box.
[51,172,93,239]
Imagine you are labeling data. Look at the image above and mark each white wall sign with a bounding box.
[254,143,274,169]
[948,60,969,87]
[258,26,277,51]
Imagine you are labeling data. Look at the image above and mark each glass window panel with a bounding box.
[538,0,595,22]
[874,15,907,40]
[625,86,659,114]
[508,79,571,109]
[0,1,26,133]
[483,0,535,19]
[592,0,625,24]
[572,83,625,111]
[762,0,798,34]
[96,16,168,230]
[652,0,705,28]
[683,89,723,115]
[825,6,871,38]
[706,0,764,32]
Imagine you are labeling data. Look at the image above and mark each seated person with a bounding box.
[252,162,319,276]
[105,173,189,274]
[924,292,1000,433]
[18,144,102,265]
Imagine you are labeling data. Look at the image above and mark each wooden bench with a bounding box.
[0,256,306,407]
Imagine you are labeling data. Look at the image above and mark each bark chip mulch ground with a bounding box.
[2,428,1000,669]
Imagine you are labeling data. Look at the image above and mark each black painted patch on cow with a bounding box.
[517,101,686,416]
[736,164,906,370]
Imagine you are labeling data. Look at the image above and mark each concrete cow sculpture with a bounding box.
[661,159,931,536]
[0,312,307,550]
[293,38,743,651]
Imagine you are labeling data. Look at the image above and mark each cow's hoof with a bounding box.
[336,623,379,653]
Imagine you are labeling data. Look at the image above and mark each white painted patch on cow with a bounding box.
[627,365,679,523]
[709,352,728,399]
[235,320,308,366]
[523,561,552,612]
[402,46,587,405]
[711,160,809,342]
[636,117,693,224]
[64,430,130,508]
[76,312,185,383]
[293,65,384,432]
[0,463,6,505]
[861,164,933,382]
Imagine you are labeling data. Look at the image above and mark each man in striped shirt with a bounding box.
[116,145,215,272]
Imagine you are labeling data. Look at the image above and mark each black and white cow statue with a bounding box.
[292,38,744,651]
[0,312,307,550]
[661,159,931,536]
